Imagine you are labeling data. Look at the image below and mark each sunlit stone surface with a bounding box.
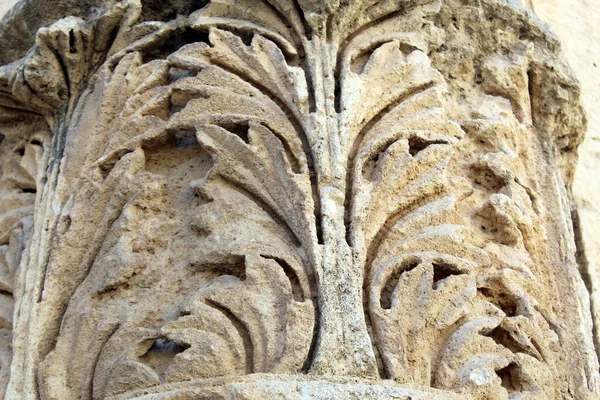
[0,1,598,399]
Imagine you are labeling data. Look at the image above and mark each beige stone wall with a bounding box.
[522,0,600,354]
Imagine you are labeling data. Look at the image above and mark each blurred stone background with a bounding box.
[1,0,599,351]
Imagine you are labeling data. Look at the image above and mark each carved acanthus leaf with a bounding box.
[5,0,588,398]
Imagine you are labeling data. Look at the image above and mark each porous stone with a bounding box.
[520,0,600,363]
[0,1,598,399]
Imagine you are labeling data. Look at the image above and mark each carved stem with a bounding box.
[307,34,378,377]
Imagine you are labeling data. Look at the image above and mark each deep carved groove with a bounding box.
[204,299,254,374]
[260,255,305,301]
[380,258,421,309]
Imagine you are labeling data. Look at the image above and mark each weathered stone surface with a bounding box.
[0,0,598,399]
[520,0,600,362]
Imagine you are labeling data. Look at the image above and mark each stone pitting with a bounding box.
[0,0,598,399]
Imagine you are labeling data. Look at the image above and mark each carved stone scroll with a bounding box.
[0,0,598,399]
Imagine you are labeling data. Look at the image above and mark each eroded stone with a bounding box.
[0,1,598,399]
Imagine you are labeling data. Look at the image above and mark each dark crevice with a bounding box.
[138,337,191,382]
[304,59,316,114]
[68,30,76,54]
[49,48,71,100]
[380,258,420,309]
[527,69,537,126]
[291,0,313,40]
[487,325,541,362]
[204,299,253,374]
[432,262,461,290]
[333,71,342,113]
[380,270,401,310]
[237,31,255,46]
[571,208,600,357]
[479,287,518,317]
[326,12,336,44]
[313,178,323,245]
[301,297,320,374]
[142,27,210,63]
[140,0,210,22]
[363,309,387,379]
[408,137,448,156]
[496,362,525,394]
[104,22,121,59]
[220,121,250,144]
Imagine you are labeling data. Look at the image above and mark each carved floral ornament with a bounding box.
[0,0,597,399]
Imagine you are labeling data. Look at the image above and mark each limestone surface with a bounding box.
[0,1,598,399]
[521,0,600,363]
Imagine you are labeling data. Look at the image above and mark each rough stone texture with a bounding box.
[519,0,600,362]
[0,1,598,399]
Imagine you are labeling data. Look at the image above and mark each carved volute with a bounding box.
[0,0,598,399]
